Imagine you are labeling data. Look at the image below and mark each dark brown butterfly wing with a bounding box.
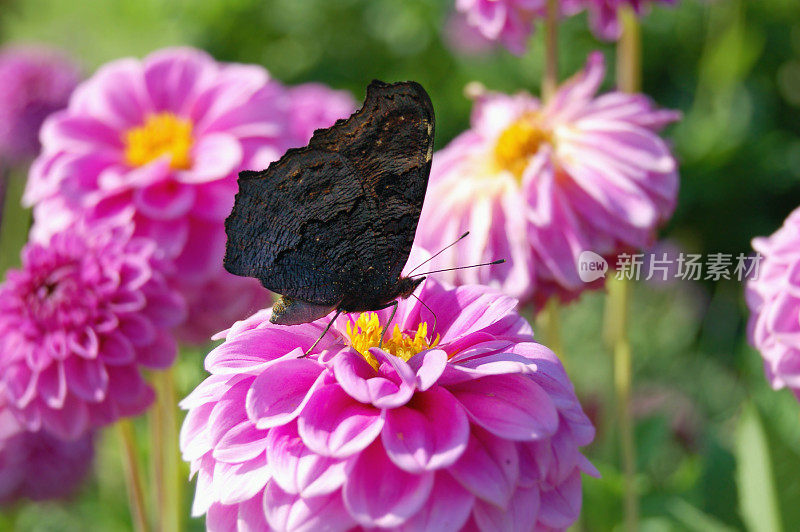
[224,80,435,306]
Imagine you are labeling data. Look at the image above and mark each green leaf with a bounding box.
[735,402,783,532]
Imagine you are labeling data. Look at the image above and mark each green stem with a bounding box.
[0,163,8,240]
[617,7,642,93]
[118,419,150,532]
[609,8,642,532]
[606,276,637,531]
[542,0,559,100]
[151,368,182,532]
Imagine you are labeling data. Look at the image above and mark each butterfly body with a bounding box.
[224,80,435,329]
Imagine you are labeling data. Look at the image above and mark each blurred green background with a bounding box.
[1,0,800,530]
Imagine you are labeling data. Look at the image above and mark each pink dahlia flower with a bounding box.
[582,0,677,41]
[181,276,597,531]
[0,222,186,440]
[23,47,354,343]
[0,45,79,164]
[454,0,584,54]
[416,52,680,308]
[746,207,800,399]
[454,0,675,51]
[0,392,94,504]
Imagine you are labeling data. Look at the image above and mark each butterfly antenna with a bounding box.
[410,259,505,278]
[301,308,343,357]
[406,231,470,276]
[378,301,399,349]
[409,292,438,336]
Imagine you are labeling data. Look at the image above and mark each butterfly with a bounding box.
[224,80,438,352]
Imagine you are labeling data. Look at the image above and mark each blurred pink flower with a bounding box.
[582,0,677,41]
[455,0,553,54]
[444,10,507,56]
[23,47,354,343]
[0,222,185,440]
[454,0,677,52]
[0,392,94,504]
[417,52,680,308]
[0,45,79,164]
[180,275,596,531]
[746,207,800,399]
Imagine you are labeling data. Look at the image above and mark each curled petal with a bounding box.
[342,440,435,528]
[297,384,384,458]
[448,427,518,508]
[263,480,355,532]
[472,485,540,532]
[450,373,559,441]
[382,386,470,473]
[266,422,348,498]
[397,471,475,532]
[246,356,325,429]
[333,348,415,408]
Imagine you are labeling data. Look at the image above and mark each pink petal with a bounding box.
[407,348,448,391]
[205,331,301,375]
[266,422,348,498]
[181,403,214,462]
[333,348,415,408]
[205,502,237,532]
[70,58,149,129]
[263,480,355,532]
[397,471,475,532]
[208,379,250,447]
[178,133,242,184]
[381,386,469,473]
[135,330,178,370]
[99,332,135,365]
[537,470,582,529]
[297,384,384,458]
[342,440,435,528]
[105,364,153,413]
[143,47,214,114]
[215,456,271,505]
[237,495,269,531]
[448,427,519,508]
[171,219,227,281]
[40,393,89,440]
[213,420,269,464]
[440,350,533,387]
[449,373,559,440]
[246,357,325,429]
[192,180,238,220]
[118,314,156,347]
[64,357,108,403]
[38,361,67,408]
[133,179,196,220]
[40,113,124,152]
[472,485,540,531]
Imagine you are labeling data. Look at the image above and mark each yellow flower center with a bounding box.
[493,114,551,179]
[124,112,194,169]
[346,312,440,371]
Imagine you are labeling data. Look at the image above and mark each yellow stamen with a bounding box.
[493,114,551,179]
[346,312,440,371]
[124,112,194,169]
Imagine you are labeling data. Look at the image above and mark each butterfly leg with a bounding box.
[379,300,399,349]
[302,308,343,357]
